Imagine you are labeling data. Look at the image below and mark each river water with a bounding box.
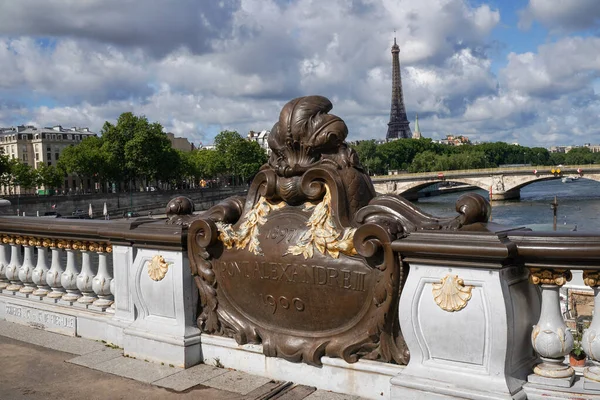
[413,178,600,232]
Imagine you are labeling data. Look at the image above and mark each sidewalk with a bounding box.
[0,320,362,400]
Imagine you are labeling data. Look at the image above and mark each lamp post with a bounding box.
[551,196,558,231]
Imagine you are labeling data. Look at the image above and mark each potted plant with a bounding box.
[570,330,587,367]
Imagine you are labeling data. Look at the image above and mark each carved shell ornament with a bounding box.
[147,255,171,281]
[432,274,473,312]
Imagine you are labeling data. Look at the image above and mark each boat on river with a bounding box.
[562,176,580,183]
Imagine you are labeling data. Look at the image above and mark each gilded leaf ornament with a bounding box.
[147,255,171,281]
[432,274,473,312]
[583,271,600,287]
[528,268,572,286]
[216,196,285,256]
[286,184,357,259]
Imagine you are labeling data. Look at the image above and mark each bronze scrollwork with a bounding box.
[187,95,490,367]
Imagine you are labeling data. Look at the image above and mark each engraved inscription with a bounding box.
[259,293,305,314]
[5,303,76,335]
[215,260,366,292]
[266,226,300,244]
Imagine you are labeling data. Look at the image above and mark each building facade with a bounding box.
[247,130,271,155]
[0,125,97,195]
[166,132,194,152]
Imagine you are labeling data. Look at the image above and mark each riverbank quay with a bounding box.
[0,320,361,400]
[0,186,247,219]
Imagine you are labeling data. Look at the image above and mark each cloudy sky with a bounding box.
[0,0,599,147]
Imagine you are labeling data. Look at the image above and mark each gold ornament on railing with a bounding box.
[432,274,473,312]
[2,235,11,244]
[583,271,600,287]
[147,255,171,281]
[528,268,572,286]
[57,240,71,250]
[15,236,25,245]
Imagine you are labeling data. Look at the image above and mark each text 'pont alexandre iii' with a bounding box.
[215,260,366,292]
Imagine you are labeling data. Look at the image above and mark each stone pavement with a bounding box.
[0,320,365,400]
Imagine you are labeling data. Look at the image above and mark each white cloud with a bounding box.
[502,37,600,98]
[519,0,600,32]
[16,0,595,147]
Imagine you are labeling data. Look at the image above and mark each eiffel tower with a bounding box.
[386,37,411,140]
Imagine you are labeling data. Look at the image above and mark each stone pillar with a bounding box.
[392,263,540,399]
[60,242,81,303]
[0,240,10,290]
[76,243,97,305]
[92,244,113,310]
[122,249,201,368]
[490,188,520,201]
[17,238,37,295]
[528,268,574,387]
[582,271,600,390]
[45,243,66,301]
[32,240,51,298]
[5,237,23,292]
[111,245,135,321]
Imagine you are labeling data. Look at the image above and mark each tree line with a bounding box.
[0,113,267,194]
[352,139,600,175]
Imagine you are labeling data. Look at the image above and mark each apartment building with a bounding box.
[0,125,97,195]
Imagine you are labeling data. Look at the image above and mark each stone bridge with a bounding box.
[372,164,600,200]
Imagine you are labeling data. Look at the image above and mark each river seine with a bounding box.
[413,178,600,232]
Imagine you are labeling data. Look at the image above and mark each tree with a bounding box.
[123,120,172,184]
[191,149,226,180]
[9,159,36,193]
[214,131,267,184]
[36,165,63,191]
[565,147,595,165]
[353,140,383,175]
[549,152,566,166]
[100,112,140,184]
[57,136,109,191]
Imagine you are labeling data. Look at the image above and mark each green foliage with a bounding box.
[352,139,560,173]
[565,147,595,165]
[58,136,107,179]
[214,130,267,183]
[35,165,63,189]
[190,149,226,179]
[123,119,172,182]
[9,159,36,190]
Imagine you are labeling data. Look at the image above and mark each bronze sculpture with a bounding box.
[187,95,490,366]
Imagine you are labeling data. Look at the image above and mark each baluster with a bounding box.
[582,271,600,390]
[32,238,51,298]
[5,236,23,292]
[107,274,116,313]
[528,268,575,387]
[76,242,97,305]
[45,241,66,301]
[0,238,11,290]
[92,243,113,310]
[60,241,81,303]
[18,237,37,295]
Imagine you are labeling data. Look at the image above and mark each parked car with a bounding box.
[67,209,91,219]
[124,211,140,218]
[43,211,62,218]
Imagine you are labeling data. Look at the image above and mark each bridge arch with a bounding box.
[373,169,600,201]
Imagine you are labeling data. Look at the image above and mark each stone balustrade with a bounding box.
[1,210,600,399]
[0,235,113,310]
